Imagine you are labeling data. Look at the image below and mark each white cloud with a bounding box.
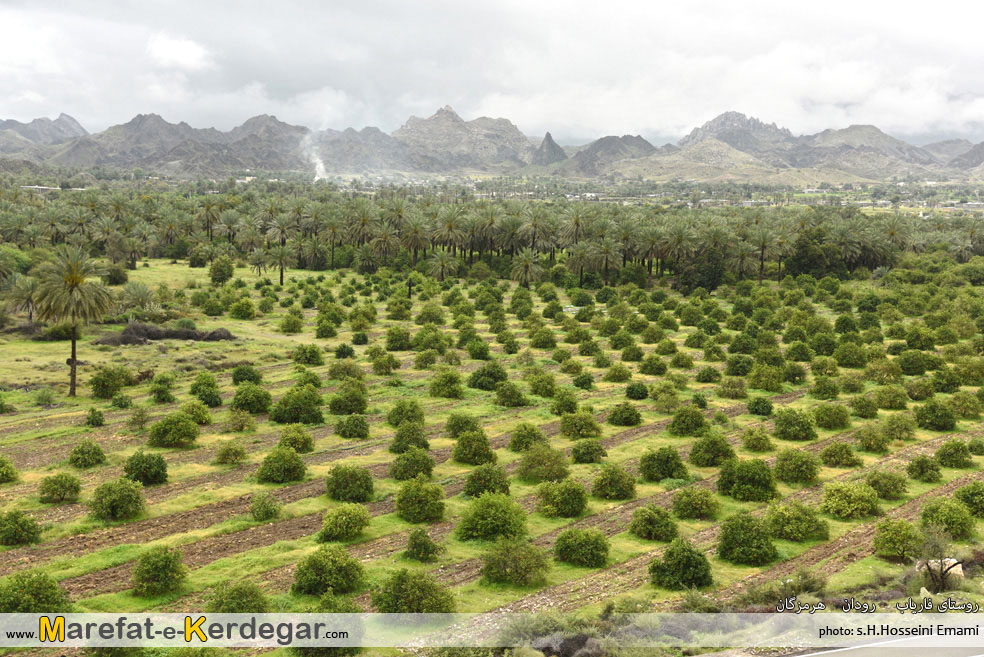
[0,0,982,144]
[146,33,212,71]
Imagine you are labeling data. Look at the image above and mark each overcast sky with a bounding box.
[2,0,984,145]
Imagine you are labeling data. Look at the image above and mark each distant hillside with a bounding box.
[2,108,983,182]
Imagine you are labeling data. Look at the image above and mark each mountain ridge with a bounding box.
[3,108,983,182]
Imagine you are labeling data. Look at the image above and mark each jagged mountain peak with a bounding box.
[0,112,88,145]
[679,111,794,150]
[531,131,567,166]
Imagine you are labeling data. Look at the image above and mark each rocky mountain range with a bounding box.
[3,106,984,182]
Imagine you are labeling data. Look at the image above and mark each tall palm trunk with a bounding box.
[69,323,78,397]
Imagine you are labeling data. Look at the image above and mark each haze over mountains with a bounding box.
[3,106,984,183]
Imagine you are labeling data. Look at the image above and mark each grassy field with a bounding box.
[2,258,984,656]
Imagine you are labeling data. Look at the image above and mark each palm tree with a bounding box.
[370,224,399,265]
[727,240,757,280]
[196,197,221,241]
[510,248,543,288]
[748,224,775,282]
[400,213,430,266]
[347,198,379,246]
[564,243,592,287]
[268,245,296,285]
[560,205,591,247]
[248,250,269,277]
[474,202,502,264]
[427,250,459,282]
[592,238,622,286]
[7,275,39,324]
[36,245,113,396]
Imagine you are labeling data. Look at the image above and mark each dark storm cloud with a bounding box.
[2,0,984,143]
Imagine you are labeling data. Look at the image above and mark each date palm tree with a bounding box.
[510,248,543,288]
[36,245,113,396]
[400,213,429,266]
[427,250,459,282]
[7,275,39,324]
[268,244,296,285]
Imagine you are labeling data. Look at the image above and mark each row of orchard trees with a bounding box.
[3,186,984,289]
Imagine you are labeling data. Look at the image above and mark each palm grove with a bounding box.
[0,183,983,395]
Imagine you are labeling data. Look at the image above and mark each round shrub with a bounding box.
[396,476,444,522]
[607,401,641,426]
[464,463,510,497]
[132,546,186,596]
[560,411,601,439]
[717,458,777,501]
[230,382,272,414]
[921,498,974,539]
[742,427,773,452]
[456,493,526,541]
[717,512,777,565]
[0,570,71,613]
[326,465,374,503]
[672,487,719,520]
[851,395,878,419]
[206,580,269,613]
[89,478,144,521]
[915,399,957,431]
[335,414,369,439]
[495,381,529,407]
[717,376,748,400]
[123,450,168,486]
[873,519,921,561]
[907,455,943,483]
[390,420,429,453]
[509,423,548,451]
[68,439,107,468]
[271,385,325,424]
[387,400,425,428]
[232,364,262,385]
[626,382,649,399]
[481,539,551,586]
[747,397,773,417]
[640,447,688,482]
[571,439,607,464]
[813,403,850,430]
[955,481,984,517]
[316,503,372,542]
[865,470,909,500]
[629,504,677,541]
[213,440,248,465]
[591,463,636,500]
[372,569,454,613]
[554,528,609,567]
[328,379,369,415]
[453,430,496,465]
[90,365,135,399]
[820,482,880,519]
[390,447,435,480]
[279,423,315,453]
[667,406,707,436]
[256,446,306,483]
[147,412,200,448]
[517,444,570,483]
[649,538,712,589]
[429,368,464,399]
[881,413,917,442]
[291,544,364,595]
[38,472,81,504]
[689,432,735,467]
[0,511,42,545]
[774,448,821,484]
[773,408,817,441]
[404,527,443,562]
[764,501,829,542]
[536,478,588,518]
[820,442,863,468]
[250,491,281,521]
[936,440,974,468]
